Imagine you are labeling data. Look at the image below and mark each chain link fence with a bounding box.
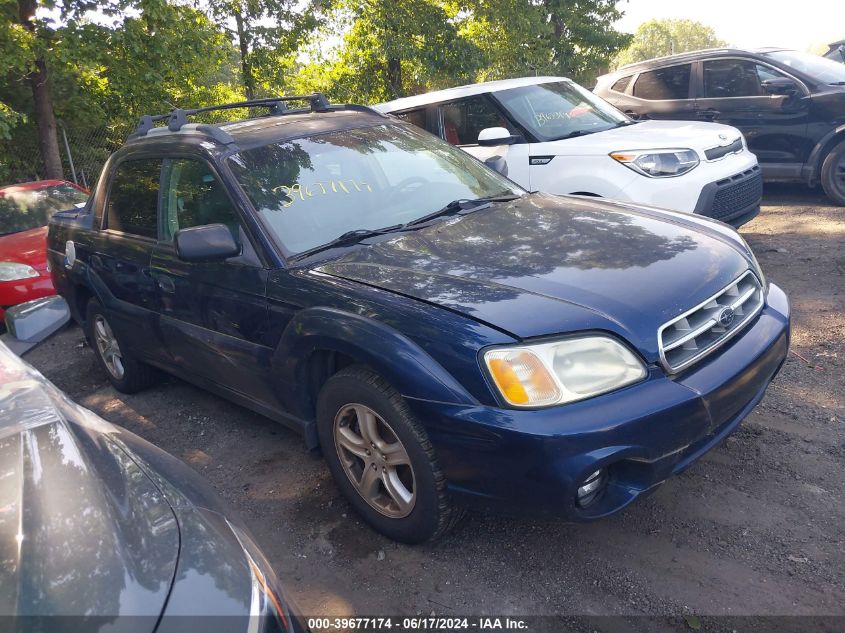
[0,119,133,189]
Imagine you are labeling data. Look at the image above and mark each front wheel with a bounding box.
[821,139,845,206]
[316,365,462,543]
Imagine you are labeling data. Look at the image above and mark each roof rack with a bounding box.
[129,93,335,141]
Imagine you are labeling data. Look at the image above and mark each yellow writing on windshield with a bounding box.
[272,180,373,208]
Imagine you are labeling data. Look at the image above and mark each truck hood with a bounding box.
[0,350,178,621]
[316,193,752,361]
[542,120,743,156]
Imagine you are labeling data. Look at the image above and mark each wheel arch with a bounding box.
[271,307,477,428]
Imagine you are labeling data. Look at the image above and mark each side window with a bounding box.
[106,159,162,238]
[440,96,510,146]
[611,75,632,93]
[633,64,692,100]
[396,109,427,130]
[703,59,789,97]
[161,159,241,242]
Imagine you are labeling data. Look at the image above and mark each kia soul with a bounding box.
[48,95,790,543]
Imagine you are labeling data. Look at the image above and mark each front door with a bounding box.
[695,58,811,166]
[150,157,276,404]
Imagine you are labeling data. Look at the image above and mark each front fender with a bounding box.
[271,307,478,420]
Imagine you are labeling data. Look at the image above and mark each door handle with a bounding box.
[697,109,721,120]
[157,276,175,294]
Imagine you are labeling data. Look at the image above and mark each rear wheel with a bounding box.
[820,139,845,206]
[316,365,462,543]
[85,299,157,393]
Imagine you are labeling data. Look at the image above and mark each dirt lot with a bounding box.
[25,184,845,629]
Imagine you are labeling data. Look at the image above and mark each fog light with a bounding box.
[576,469,606,508]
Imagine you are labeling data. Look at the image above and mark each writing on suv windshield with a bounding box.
[228,124,523,256]
[495,81,629,142]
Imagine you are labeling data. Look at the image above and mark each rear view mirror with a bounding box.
[175,224,240,262]
[478,127,521,146]
[762,77,799,95]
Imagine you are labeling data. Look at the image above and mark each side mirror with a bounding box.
[762,77,799,96]
[484,155,508,177]
[175,223,240,262]
[478,127,521,147]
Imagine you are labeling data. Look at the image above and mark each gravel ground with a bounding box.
[24,183,845,629]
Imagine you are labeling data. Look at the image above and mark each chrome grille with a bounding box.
[658,271,764,373]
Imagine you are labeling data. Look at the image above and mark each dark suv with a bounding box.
[48,95,789,543]
[595,48,845,204]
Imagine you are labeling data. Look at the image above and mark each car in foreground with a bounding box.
[49,95,790,543]
[0,180,88,320]
[595,48,845,205]
[375,76,762,227]
[0,339,307,631]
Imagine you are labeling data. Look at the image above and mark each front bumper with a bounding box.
[407,283,790,520]
[0,270,55,321]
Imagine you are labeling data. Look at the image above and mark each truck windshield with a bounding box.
[228,123,524,256]
[764,50,845,85]
[493,81,630,142]
[0,183,88,236]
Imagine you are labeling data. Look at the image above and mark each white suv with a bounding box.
[375,76,762,226]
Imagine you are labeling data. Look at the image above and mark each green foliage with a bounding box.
[614,18,728,68]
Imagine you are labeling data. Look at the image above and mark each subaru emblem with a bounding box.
[718,306,735,328]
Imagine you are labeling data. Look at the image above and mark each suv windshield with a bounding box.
[765,50,845,85]
[493,81,630,142]
[228,123,523,256]
[0,183,88,236]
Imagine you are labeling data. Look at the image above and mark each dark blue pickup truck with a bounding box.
[48,95,790,543]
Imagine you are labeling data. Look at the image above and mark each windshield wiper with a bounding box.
[404,194,522,227]
[294,224,405,259]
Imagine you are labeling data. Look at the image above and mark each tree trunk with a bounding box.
[234,11,255,99]
[387,57,402,99]
[18,0,63,180]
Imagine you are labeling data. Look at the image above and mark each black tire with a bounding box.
[316,365,463,543]
[85,299,158,393]
[821,139,845,206]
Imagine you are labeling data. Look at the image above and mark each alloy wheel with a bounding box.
[93,315,125,380]
[333,403,416,518]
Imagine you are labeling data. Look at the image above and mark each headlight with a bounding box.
[0,262,39,282]
[484,336,647,408]
[610,149,700,178]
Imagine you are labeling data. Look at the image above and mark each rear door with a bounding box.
[627,63,696,120]
[89,157,164,362]
[695,58,811,166]
[150,156,276,404]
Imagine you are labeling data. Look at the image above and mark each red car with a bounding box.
[0,180,88,320]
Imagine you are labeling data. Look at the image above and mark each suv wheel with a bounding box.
[85,299,158,393]
[316,365,462,543]
[821,139,845,206]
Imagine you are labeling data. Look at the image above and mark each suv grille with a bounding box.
[658,271,764,373]
[705,137,743,161]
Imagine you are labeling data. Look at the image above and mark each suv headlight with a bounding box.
[483,336,647,408]
[610,149,700,178]
[0,262,39,282]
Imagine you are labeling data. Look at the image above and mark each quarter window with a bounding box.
[703,59,789,98]
[396,109,427,130]
[633,64,692,100]
[611,75,632,93]
[106,159,161,238]
[440,97,510,146]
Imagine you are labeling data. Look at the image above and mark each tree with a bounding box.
[203,0,323,98]
[461,0,630,86]
[613,18,727,68]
